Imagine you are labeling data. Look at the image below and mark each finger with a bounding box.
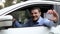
[47,10,53,14]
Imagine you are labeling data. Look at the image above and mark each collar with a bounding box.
[37,16,43,23]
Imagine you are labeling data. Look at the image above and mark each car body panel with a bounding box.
[0,1,59,16]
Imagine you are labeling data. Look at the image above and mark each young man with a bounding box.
[13,7,59,27]
[24,7,55,27]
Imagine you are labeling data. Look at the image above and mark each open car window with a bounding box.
[8,9,29,24]
[7,4,55,27]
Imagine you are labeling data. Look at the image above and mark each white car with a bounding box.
[0,1,60,34]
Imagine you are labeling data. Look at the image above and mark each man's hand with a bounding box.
[47,9,59,23]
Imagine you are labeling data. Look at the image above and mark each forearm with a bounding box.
[53,10,59,23]
[44,19,56,27]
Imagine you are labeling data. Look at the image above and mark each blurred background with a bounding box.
[0,0,60,9]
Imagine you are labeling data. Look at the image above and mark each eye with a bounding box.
[34,12,37,14]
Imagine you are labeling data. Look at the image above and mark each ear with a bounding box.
[39,12,41,16]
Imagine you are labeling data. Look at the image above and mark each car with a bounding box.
[0,1,60,34]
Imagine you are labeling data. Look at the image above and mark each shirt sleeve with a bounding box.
[23,19,32,27]
[13,21,22,28]
[43,18,56,27]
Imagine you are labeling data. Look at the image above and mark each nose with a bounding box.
[32,13,35,17]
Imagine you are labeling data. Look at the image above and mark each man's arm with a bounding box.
[13,21,22,28]
[47,9,59,23]
[44,18,56,27]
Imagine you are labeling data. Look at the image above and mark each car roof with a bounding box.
[0,1,60,16]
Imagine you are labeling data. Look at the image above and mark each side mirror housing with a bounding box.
[0,15,13,30]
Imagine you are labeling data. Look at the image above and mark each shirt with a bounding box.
[24,17,55,27]
[13,17,55,27]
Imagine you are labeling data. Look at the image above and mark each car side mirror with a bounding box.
[0,15,13,30]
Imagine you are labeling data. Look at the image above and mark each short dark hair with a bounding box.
[29,7,41,13]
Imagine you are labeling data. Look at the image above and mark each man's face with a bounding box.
[30,9,41,21]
